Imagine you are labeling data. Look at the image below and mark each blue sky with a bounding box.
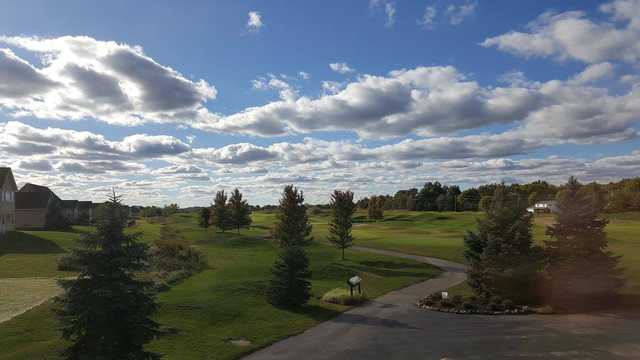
[0,0,639,205]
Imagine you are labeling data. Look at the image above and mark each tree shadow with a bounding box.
[358,260,433,270]
[0,231,66,256]
[293,303,341,322]
[331,312,419,329]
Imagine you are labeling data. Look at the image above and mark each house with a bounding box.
[15,183,64,229]
[0,167,18,235]
[527,200,558,214]
[77,201,96,222]
[61,200,80,222]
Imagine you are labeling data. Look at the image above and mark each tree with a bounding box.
[163,203,179,216]
[267,245,312,307]
[211,190,231,232]
[478,195,492,212]
[543,177,625,309]
[56,191,161,360]
[327,190,357,260]
[228,188,252,232]
[367,196,384,220]
[272,185,313,247]
[198,207,211,228]
[268,185,313,308]
[463,186,542,303]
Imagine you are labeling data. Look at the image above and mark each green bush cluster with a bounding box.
[321,288,368,306]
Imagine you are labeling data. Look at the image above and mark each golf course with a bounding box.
[0,209,638,359]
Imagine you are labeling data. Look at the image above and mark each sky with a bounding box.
[0,0,639,206]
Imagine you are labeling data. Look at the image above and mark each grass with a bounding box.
[0,212,440,360]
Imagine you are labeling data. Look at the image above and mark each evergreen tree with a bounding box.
[228,188,252,232]
[56,191,161,360]
[327,190,357,260]
[211,190,231,232]
[464,186,542,303]
[543,177,625,309]
[271,185,312,247]
[267,245,312,308]
[198,207,211,228]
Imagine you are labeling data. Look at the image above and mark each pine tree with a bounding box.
[543,177,625,309]
[56,191,161,360]
[268,185,313,308]
[463,186,542,303]
[211,190,231,232]
[198,207,211,228]
[267,246,312,308]
[271,185,312,247]
[229,188,252,232]
[328,190,357,260]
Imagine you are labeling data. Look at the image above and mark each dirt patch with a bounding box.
[0,277,63,323]
[224,337,253,347]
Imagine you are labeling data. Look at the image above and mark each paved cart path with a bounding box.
[245,246,640,360]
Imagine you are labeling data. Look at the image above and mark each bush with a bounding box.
[321,288,368,306]
[57,255,79,271]
[502,299,515,310]
[150,239,208,273]
[451,294,464,307]
[488,296,504,311]
[462,302,476,311]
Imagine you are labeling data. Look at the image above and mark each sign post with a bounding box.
[347,276,362,298]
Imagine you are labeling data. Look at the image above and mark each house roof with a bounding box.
[0,167,18,191]
[15,191,53,209]
[61,200,79,208]
[19,183,61,202]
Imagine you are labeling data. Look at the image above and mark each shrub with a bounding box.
[502,299,515,310]
[150,239,208,273]
[439,298,453,308]
[462,302,476,311]
[321,288,368,306]
[451,294,464,307]
[57,255,79,271]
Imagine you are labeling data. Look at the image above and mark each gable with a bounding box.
[0,168,18,192]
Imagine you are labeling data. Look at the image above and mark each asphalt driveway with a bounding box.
[244,247,640,360]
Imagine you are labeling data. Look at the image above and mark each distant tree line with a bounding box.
[355,177,640,213]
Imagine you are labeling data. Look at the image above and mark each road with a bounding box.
[244,246,640,360]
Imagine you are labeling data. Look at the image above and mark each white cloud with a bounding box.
[369,0,396,28]
[418,6,437,29]
[385,2,396,27]
[196,65,640,143]
[321,80,343,95]
[445,1,477,25]
[569,62,614,84]
[329,62,356,74]
[246,11,264,33]
[0,35,216,126]
[481,1,640,64]
[299,71,311,80]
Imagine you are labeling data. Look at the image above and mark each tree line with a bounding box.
[357,177,640,213]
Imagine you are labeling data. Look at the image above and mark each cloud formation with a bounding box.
[329,62,356,74]
[0,35,216,125]
[247,11,264,33]
[481,1,640,64]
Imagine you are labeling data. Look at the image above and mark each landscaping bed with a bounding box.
[417,292,534,315]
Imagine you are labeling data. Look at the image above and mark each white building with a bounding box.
[527,200,558,214]
[0,168,18,234]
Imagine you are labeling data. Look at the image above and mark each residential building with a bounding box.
[526,200,558,214]
[15,183,64,229]
[0,167,18,235]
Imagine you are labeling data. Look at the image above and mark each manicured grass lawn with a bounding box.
[0,212,440,360]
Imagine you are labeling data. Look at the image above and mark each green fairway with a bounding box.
[0,212,440,360]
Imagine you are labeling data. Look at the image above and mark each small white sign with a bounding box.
[441,291,449,299]
[348,276,362,286]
